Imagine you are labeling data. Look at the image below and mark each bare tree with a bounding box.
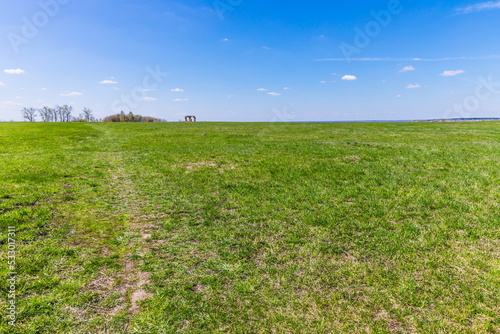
[38,106,54,122]
[64,105,73,122]
[38,107,47,122]
[82,107,94,122]
[50,106,58,122]
[54,105,62,122]
[56,105,67,122]
[55,105,73,122]
[21,107,37,122]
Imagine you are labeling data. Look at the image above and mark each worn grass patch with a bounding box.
[1,122,499,333]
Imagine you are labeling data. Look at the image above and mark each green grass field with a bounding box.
[0,122,499,333]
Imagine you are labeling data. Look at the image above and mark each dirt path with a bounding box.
[85,125,158,327]
[107,153,154,316]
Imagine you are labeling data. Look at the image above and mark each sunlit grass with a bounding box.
[1,122,499,333]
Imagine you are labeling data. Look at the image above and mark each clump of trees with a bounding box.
[102,111,165,122]
[21,105,95,122]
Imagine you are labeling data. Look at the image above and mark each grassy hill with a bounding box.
[0,122,499,333]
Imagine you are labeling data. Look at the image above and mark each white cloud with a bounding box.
[143,97,157,101]
[173,98,189,102]
[163,11,177,18]
[441,70,465,76]
[1,101,23,107]
[99,80,118,84]
[320,80,327,84]
[267,92,281,96]
[406,84,422,89]
[400,65,416,73]
[60,92,83,97]
[341,75,358,81]
[257,88,268,91]
[171,88,184,92]
[140,88,155,92]
[262,46,271,50]
[40,88,48,91]
[283,87,291,90]
[456,1,500,14]
[222,38,230,42]
[4,68,26,74]
[0,82,5,86]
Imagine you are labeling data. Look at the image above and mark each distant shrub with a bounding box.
[103,111,165,122]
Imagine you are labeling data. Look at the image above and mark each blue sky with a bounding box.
[1,0,500,121]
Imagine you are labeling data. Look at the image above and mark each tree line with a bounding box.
[21,105,94,122]
[21,108,166,123]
